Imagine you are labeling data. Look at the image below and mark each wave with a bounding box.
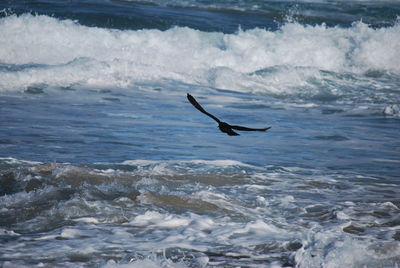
[0,14,399,98]
[1,157,399,267]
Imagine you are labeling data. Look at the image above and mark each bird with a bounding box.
[187,93,271,136]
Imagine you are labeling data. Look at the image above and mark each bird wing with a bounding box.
[230,125,271,132]
[187,94,220,123]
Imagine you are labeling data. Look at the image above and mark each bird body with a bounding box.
[218,121,240,136]
[187,93,271,136]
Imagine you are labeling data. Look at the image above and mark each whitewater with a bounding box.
[1,14,400,97]
[0,0,400,267]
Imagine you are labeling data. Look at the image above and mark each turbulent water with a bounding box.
[1,0,400,267]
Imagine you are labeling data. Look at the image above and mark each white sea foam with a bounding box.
[121,159,253,176]
[74,217,100,224]
[122,159,251,167]
[103,257,187,268]
[127,211,191,228]
[0,157,41,166]
[297,233,400,268]
[234,219,283,236]
[383,104,400,117]
[1,158,399,267]
[60,228,88,239]
[0,14,399,96]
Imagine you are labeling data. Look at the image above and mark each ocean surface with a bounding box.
[1,0,400,267]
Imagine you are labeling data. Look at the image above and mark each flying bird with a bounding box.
[187,93,271,136]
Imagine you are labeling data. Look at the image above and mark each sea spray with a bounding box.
[1,14,399,97]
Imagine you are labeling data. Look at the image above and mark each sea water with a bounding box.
[0,0,399,267]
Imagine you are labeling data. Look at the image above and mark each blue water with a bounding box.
[1,1,400,267]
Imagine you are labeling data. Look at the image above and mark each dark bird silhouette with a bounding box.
[187,93,271,136]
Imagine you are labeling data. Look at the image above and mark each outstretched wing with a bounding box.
[187,94,220,123]
[230,125,271,132]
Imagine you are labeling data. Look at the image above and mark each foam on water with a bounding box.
[0,14,399,100]
[1,158,399,267]
[384,104,400,117]
[1,8,400,267]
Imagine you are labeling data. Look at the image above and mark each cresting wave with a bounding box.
[0,14,399,96]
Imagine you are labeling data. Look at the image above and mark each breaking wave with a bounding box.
[0,14,399,99]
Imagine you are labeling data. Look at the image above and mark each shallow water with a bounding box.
[1,0,400,267]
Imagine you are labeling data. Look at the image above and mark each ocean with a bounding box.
[0,0,400,267]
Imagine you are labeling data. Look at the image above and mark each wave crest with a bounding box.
[1,14,399,96]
